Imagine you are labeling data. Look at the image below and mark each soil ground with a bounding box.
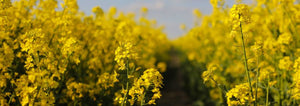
[157,50,192,106]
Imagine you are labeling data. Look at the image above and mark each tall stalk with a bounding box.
[255,52,263,106]
[121,60,130,106]
[266,76,270,106]
[239,21,254,100]
[255,59,260,106]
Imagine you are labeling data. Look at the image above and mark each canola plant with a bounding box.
[1,0,300,106]
[174,0,300,105]
[0,0,170,105]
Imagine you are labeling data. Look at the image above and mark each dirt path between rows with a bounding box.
[157,50,192,106]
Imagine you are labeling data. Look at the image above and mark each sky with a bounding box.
[77,0,253,39]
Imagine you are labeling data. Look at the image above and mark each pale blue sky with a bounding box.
[77,0,253,39]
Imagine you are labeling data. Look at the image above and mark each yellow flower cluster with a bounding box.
[259,63,277,81]
[174,0,300,105]
[278,56,293,71]
[202,63,222,84]
[115,41,138,70]
[0,0,11,9]
[251,41,263,57]
[128,68,163,105]
[230,4,250,32]
[278,33,293,45]
[0,0,170,105]
[210,0,225,8]
[291,72,300,99]
[226,83,263,106]
[226,83,254,106]
[291,57,300,100]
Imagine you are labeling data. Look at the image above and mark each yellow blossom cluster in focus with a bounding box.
[0,0,170,105]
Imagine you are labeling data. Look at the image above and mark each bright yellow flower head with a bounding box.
[0,0,11,9]
[193,9,202,18]
[128,68,163,105]
[141,7,148,14]
[294,57,300,71]
[277,33,293,45]
[92,6,104,17]
[251,41,264,57]
[230,4,251,31]
[278,56,293,71]
[114,41,138,70]
[226,83,258,106]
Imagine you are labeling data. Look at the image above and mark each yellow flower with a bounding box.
[230,4,251,31]
[294,57,300,71]
[129,68,163,105]
[251,41,263,57]
[141,7,148,14]
[259,66,276,81]
[291,71,300,100]
[108,6,117,17]
[210,0,225,8]
[202,63,221,83]
[0,0,11,9]
[0,42,14,72]
[278,56,293,71]
[21,96,29,106]
[92,6,104,17]
[226,83,256,106]
[193,9,202,18]
[114,41,138,70]
[277,33,293,45]
[157,62,167,73]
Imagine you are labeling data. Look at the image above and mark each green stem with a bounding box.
[33,86,41,106]
[282,70,286,104]
[279,70,284,106]
[121,82,129,106]
[266,76,270,106]
[255,57,260,106]
[211,77,228,93]
[239,22,254,100]
[211,77,227,105]
[121,60,130,106]
[8,92,14,104]
[141,94,145,106]
[141,87,148,106]
[276,58,282,106]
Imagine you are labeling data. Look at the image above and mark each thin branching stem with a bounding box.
[239,20,254,100]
